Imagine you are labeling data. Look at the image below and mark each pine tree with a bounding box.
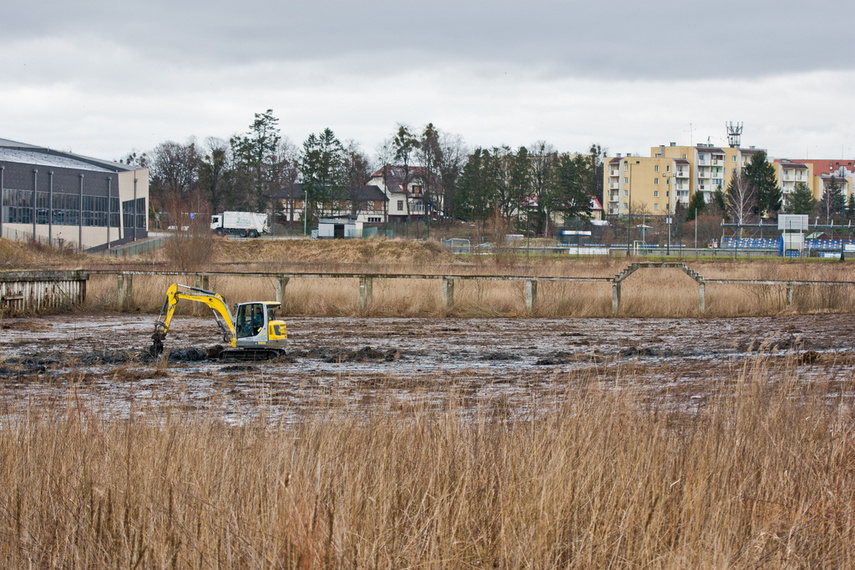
[300,128,346,225]
[744,151,781,218]
[785,182,816,215]
[685,191,706,222]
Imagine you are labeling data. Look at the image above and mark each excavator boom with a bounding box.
[151,284,237,356]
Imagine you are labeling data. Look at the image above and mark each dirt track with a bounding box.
[2,313,854,421]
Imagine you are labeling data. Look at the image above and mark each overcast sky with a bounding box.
[2,0,853,163]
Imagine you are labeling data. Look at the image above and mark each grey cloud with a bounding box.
[5,0,853,82]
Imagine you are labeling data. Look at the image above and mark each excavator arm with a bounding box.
[150,283,237,355]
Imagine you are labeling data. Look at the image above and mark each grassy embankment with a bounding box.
[0,357,852,567]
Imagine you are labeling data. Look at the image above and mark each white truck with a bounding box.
[210,212,269,238]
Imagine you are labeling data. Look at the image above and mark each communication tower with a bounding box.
[726,122,743,148]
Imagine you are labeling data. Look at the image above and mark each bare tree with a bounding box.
[344,140,372,216]
[437,132,466,222]
[726,172,755,232]
[393,125,420,223]
[198,137,231,213]
[528,141,556,237]
[149,139,200,213]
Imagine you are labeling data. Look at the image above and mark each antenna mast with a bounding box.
[726,122,743,148]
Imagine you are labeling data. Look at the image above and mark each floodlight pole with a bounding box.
[625,159,639,257]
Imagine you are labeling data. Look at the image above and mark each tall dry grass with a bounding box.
[84,267,855,318]
[0,359,852,567]
[7,235,855,317]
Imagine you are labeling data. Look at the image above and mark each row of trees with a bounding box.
[125,110,604,235]
[456,143,601,236]
[126,111,471,228]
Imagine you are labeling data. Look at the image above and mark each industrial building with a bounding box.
[0,138,149,251]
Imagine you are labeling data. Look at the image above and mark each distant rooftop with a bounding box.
[0,137,135,173]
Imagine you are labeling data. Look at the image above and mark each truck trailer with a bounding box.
[210,212,269,237]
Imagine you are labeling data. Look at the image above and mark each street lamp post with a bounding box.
[664,172,672,256]
[625,159,639,257]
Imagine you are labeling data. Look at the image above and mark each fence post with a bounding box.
[117,273,125,310]
[125,273,134,309]
[359,276,373,313]
[786,283,793,308]
[698,281,705,315]
[612,281,621,315]
[442,277,454,310]
[525,280,538,313]
[275,277,290,308]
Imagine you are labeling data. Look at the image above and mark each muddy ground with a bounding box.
[1,313,854,422]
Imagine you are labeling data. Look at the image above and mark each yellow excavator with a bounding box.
[150,283,287,360]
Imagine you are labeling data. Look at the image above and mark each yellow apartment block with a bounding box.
[604,142,768,216]
[604,141,855,216]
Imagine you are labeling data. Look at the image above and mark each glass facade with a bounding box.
[2,188,123,228]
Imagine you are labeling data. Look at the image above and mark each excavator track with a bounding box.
[218,348,286,361]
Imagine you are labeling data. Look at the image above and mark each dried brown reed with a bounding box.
[0,238,84,268]
[1,359,852,567]
[7,236,855,317]
[84,266,855,318]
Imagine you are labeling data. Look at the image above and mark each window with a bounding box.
[654,191,659,197]
[122,198,146,229]
[412,185,422,196]
[666,165,670,172]
[624,177,628,184]
[397,200,404,212]
[732,155,737,162]
[682,154,687,159]
[654,165,659,173]
[654,178,660,185]
[654,204,659,211]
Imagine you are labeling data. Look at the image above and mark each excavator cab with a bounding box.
[234,301,287,350]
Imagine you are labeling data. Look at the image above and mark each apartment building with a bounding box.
[775,158,853,202]
[604,142,767,216]
[605,154,683,216]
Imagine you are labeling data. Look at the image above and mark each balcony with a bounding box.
[675,170,688,178]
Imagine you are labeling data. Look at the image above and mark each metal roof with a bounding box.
[0,137,133,173]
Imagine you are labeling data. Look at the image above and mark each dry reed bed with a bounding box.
[1,359,852,568]
[85,268,855,318]
[7,236,855,317]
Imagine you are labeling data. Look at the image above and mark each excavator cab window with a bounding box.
[236,303,265,338]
